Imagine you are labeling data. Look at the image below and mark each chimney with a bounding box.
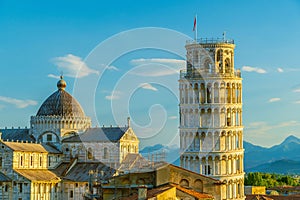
[138,185,147,200]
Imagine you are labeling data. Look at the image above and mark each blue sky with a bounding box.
[0,0,300,148]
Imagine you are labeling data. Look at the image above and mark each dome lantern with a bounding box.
[57,75,67,90]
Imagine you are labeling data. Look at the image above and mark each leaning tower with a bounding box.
[179,37,245,200]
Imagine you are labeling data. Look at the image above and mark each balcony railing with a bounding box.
[186,37,234,45]
[180,69,242,79]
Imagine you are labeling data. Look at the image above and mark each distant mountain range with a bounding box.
[140,144,180,166]
[140,135,300,174]
[244,135,300,174]
[247,159,300,174]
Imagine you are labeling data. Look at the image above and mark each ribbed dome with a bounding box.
[36,78,85,117]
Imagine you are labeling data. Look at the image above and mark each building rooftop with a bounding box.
[246,194,300,200]
[120,184,174,200]
[0,172,11,182]
[14,169,60,181]
[118,153,154,172]
[2,141,61,154]
[172,183,214,199]
[53,161,115,182]
[186,37,234,45]
[120,183,214,200]
[62,127,129,142]
[0,128,35,142]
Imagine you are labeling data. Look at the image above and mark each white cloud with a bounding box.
[51,54,99,78]
[105,91,122,100]
[47,74,61,79]
[293,89,300,93]
[242,66,267,74]
[268,97,281,103]
[292,84,300,93]
[245,120,300,147]
[106,65,119,71]
[131,58,186,66]
[130,68,179,77]
[285,68,300,72]
[248,121,266,127]
[100,64,119,71]
[168,116,177,120]
[139,83,158,91]
[277,68,284,73]
[130,58,186,77]
[294,100,300,104]
[248,121,300,130]
[0,96,37,108]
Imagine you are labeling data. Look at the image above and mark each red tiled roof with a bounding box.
[270,195,300,200]
[120,185,174,200]
[172,184,214,199]
[246,194,300,200]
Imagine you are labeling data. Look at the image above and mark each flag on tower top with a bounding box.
[193,16,197,31]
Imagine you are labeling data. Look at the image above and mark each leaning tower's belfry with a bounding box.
[179,37,245,200]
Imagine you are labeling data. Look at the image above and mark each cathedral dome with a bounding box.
[36,77,85,117]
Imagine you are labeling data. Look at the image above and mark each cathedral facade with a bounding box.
[179,38,245,200]
[0,78,139,200]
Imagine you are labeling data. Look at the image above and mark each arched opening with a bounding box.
[179,179,189,187]
[214,82,219,103]
[227,108,232,126]
[232,83,236,103]
[220,132,226,151]
[38,131,59,143]
[200,83,205,103]
[207,84,212,103]
[220,108,226,127]
[194,83,199,103]
[87,148,93,160]
[214,108,219,127]
[194,179,203,192]
[136,178,145,185]
[215,156,220,175]
[226,83,231,103]
[203,58,212,73]
[216,49,223,73]
[221,156,227,175]
[225,58,231,74]
[122,178,130,185]
[103,147,109,159]
[184,85,188,104]
[207,108,212,128]
[214,131,220,151]
[205,156,212,175]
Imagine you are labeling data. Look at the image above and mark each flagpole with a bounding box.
[195,14,197,41]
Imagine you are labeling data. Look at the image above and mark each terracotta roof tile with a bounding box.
[120,185,174,200]
[172,184,214,199]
